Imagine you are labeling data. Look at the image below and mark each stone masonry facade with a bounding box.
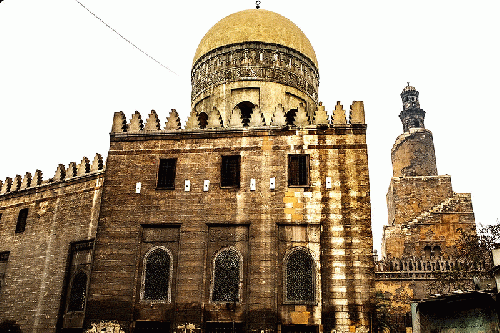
[0,8,376,333]
[0,155,104,332]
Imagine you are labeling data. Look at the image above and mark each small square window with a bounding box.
[221,155,241,188]
[288,154,309,187]
[157,159,176,189]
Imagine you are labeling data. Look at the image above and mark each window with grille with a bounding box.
[67,271,88,312]
[0,251,9,294]
[157,158,176,189]
[15,208,28,233]
[143,248,171,301]
[288,154,309,186]
[285,248,315,303]
[221,155,240,188]
[212,248,241,302]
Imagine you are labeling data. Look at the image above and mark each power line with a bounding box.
[74,0,178,76]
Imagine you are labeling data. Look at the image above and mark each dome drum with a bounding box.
[191,41,319,103]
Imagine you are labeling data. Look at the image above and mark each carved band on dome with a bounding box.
[191,42,319,102]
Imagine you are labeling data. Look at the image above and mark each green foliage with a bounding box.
[431,223,498,293]
[373,291,410,333]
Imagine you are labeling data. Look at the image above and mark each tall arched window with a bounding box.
[15,208,28,233]
[285,248,315,303]
[143,247,171,301]
[68,271,87,312]
[212,248,241,302]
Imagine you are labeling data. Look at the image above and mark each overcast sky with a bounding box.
[0,0,498,253]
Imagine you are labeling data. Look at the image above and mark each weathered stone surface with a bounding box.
[0,163,104,333]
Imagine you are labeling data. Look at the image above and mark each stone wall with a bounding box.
[384,175,475,259]
[391,129,437,178]
[0,155,104,333]
[85,110,374,333]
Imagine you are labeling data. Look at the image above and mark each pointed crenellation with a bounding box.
[111,111,127,133]
[128,111,144,132]
[0,154,106,196]
[184,110,200,130]
[11,175,21,192]
[271,104,287,126]
[207,107,223,129]
[144,110,161,131]
[293,103,309,127]
[165,109,182,131]
[249,106,266,127]
[65,162,77,180]
[332,101,347,125]
[33,170,43,186]
[54,164,66,182]
[349,101,365,124]
[77,157,91,177]
[228,107,244,128]
[1,177,12,194]
[20,172,32,190]
[313,102,329,125]
[91,153,104,172]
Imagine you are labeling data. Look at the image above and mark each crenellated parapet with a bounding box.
[375,255,489,280]
[110,102,366,135]
[0,153,105,196]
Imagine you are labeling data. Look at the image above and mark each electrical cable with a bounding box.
[74,0,178,76]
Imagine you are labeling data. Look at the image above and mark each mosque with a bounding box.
[0,6,476,333]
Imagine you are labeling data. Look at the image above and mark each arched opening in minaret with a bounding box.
[236,101,255,127]
[198,112,208,129]
[424,246,431,258]
[432,246,441,258]
[286,109,297,126]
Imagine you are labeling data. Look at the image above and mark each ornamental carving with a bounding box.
[191,42,319,102]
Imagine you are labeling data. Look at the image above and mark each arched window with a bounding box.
[423,246,431,258]
[68,271,87,312]
[143,247,171,301]
[286,109,297,126]
[236,101,255,127]
[198,112,208,129]
[432,246,441,258]
[285,248,315,303]
[15,208,28,233]
[212,248,241,302]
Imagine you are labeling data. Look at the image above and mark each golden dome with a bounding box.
[193,9,318,67]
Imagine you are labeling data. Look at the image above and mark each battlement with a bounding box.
[0,153,104,196]
[375,256,488,280]
[111,101,365,134]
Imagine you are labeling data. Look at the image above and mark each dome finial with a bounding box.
[256,1,261,9]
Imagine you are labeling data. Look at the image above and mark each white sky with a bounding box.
[0,0,499,253]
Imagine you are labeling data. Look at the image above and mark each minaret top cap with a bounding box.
[401,83,417,95]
